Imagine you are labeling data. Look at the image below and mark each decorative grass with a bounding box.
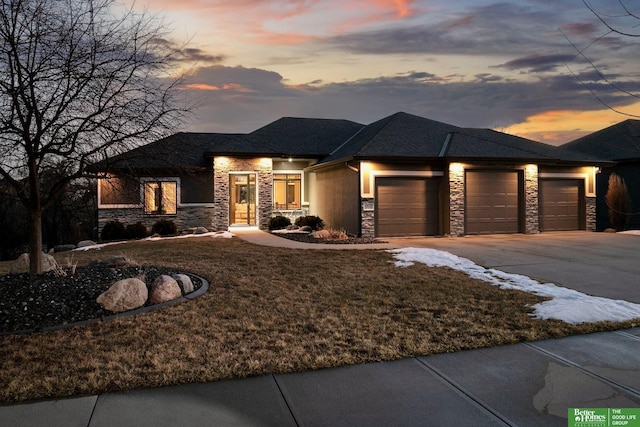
[0,237,634,403]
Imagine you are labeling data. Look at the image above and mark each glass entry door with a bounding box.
[230,174,257,225]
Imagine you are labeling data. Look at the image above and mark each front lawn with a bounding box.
[0,236,632,403]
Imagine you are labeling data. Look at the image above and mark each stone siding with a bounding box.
[98,205,215,235]
[213,157,273,231]
[525,165,539,234]
[586,197,596,231]
[449,165,465,236]
[360,199,375,238]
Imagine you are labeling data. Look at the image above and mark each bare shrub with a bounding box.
[606,173,631,231]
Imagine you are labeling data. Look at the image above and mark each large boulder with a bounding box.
[149,275,182,305]
[11,253,59,274]
[97,278,148,313]
[171,273,194,294]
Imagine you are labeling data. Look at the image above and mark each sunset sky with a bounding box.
[130,0,640,145]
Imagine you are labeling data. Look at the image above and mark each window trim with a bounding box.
[141,177,181,215]
[97,177,142,209]
[273,171,304,210]
[361,169,444,198]
[539,172,595,197]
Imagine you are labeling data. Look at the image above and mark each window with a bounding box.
[273,173,301,209]
[144,181,177,214]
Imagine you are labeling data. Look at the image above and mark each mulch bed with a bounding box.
[0,264,202,333]
[272,231,386,245]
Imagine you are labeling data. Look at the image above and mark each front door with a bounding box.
[230,174,257,225]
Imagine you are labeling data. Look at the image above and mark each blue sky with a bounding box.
[132,0,640,144]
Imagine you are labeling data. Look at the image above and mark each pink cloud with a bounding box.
[374,0,413,18]
[183,82,254,93]
[135,0,417,46]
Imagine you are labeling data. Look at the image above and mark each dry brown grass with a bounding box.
[0,237,634,403]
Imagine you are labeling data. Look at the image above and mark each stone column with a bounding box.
[525,165,539,234]
[586,197,596,231]
[449,163,465,236]
[360,199,375,238]
[213,157,231,231]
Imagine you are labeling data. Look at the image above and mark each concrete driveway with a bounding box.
[386,231,640,304]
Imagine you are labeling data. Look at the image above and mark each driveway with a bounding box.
[386,231,640,304]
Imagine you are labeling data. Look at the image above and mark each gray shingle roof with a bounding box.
[239,117,364,157]
[94,112,610,172]
[563,119,640,161]
[96,133,242,171]
[323,112,452,162]
[448,128,599,163]
[318,112,602,165]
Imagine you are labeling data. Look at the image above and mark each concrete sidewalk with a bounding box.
[2,230,639,426]
[2,328,639,426]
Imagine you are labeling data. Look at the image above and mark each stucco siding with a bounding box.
[312,165,360,235]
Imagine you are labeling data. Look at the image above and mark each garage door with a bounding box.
[539,179,583,231]
[375,177,440,237]
[465,170,521,234]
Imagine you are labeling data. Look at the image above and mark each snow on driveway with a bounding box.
[389,247,640,325]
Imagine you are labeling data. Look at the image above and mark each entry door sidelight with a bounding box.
[230,174,257,225]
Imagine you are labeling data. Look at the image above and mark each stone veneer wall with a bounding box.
[213,157,273,231]
[448,165,465,236]
[98,206,215,235]
[360,199,375,238]
[586,197,596,231]
[525,165,539,234]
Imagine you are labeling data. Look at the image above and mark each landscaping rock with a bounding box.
[11,253,60,274]
[172,273,194,294]
[54,244,76,253]
[149,275,182,304]
[77,240,97,248]
[300,225,312,232]
[96,278,148,313]
[195,226,210,234]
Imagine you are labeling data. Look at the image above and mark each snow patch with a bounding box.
[75,231,235,251]
[388,247,640,325]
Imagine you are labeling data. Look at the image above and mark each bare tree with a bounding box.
[0,0,189,273]
[562,1,640,118]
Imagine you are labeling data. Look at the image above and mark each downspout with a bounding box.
[346,163,359,173]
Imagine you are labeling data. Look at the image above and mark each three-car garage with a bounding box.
[372,170,586,237]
